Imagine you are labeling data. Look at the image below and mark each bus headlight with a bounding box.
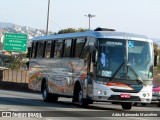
[98,90,102,94]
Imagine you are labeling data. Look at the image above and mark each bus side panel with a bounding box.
[48,58,87,96]
[29,58,87,97]
[28,59,46,91]
[47,59,74,96]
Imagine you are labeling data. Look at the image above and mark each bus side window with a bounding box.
[74,38,86,58]
[45,41,52,58]
[81,39,89,59]
[31,42,36,58]
[63,39,72,57]
[37,41,45,58]
[50,41,55,58]
[54,40,63,58]
[32,42,38,58]
[81,37,96,59]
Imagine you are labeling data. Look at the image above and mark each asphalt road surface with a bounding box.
[0,89,160,120]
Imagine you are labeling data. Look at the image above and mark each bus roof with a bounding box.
[32,30,152,42]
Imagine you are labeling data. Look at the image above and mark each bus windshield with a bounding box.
[127,40,153,80]
[97,38,153,81]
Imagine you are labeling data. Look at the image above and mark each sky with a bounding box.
[0,0,160,39]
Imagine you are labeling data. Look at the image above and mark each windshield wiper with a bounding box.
[109,63,143,83]
[109,62,125,81]
[127,64,143,83]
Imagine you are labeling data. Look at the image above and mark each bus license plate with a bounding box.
[120,94,131,98]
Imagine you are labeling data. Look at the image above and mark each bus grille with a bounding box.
[111,88,140,93]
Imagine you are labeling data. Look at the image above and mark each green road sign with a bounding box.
[4,33,27,52]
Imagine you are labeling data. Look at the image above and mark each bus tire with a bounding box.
[78,90,88,107]
[73,83,88,107]
[42,82,51,102]
[42,82,58,102]
[121,102,132,110]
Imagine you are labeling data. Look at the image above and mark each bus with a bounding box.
[29,28,154,110]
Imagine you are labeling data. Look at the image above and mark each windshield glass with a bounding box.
[128,40,153,80]
[97,39,126,78]
[97,39,153,81]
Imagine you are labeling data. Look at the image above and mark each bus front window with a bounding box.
[128,41,153,80]
[97,39,126,78]
[97,39,153,81]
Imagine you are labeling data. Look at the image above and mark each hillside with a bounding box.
[0,22,53,40]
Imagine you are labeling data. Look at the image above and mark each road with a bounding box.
[0,89,160,120]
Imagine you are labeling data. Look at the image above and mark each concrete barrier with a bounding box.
[0,69,30,91]
[2,69,28,83]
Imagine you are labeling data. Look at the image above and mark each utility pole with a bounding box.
[46,0,50,35]
[84,14,96,30]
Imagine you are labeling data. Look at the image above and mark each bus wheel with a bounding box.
[78,90,88,107]
[42,83,58,102]
[42,83,50,102]
[121,102,132,110]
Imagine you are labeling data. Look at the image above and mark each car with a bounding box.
[133,80,160,107]
[151,85,160,107]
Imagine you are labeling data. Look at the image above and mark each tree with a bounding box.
[4,53,28,82]
[57,28,87,34]
[77,28,87,32]
[5,53,27,70]
[154,43,160,66]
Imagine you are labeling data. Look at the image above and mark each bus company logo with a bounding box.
[106,41,123,46]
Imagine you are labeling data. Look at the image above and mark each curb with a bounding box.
[0,81,32,92]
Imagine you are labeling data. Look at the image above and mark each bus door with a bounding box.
[83,39,96,98]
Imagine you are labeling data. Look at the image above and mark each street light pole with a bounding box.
[46,0,50,35]
[84,14,96,30]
